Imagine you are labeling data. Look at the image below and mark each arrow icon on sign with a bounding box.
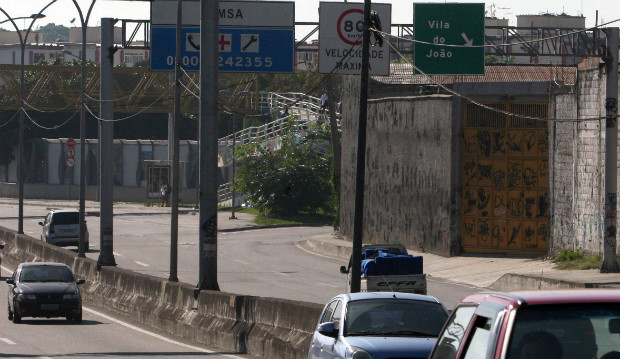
[461,33,473,46]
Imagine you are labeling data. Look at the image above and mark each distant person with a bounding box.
[160,180,170,207]
[320,93,328,113]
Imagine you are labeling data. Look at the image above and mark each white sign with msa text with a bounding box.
[318,2,391,76]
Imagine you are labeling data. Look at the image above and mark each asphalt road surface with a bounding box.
[0,203,479,309]
[0,276,255,359]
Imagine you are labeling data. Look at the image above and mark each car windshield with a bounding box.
[345,299,448,337]
[19,266,75,283]
[52,212,79,225]
[506,303,620,359]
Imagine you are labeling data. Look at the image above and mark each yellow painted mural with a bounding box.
[461,102,549,255]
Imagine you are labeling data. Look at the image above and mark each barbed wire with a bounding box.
[84,83,174,122]
[386,40,616,123]
[374,17,620,49]
[0,109,20,128]
[22,98,80,113]
[23,108,79,130]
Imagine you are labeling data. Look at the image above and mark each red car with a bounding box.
[429,289,620,359]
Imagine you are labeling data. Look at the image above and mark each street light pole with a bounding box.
[219,90,249,219]
[0,4,55,235]
[71,0,96,258]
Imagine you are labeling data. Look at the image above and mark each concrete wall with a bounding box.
[549,58,619,259]
[339,76,455,255]
[0,225,322,359]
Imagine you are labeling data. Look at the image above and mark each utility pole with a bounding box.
[350,0,372,293]
[169,0,182,282]
[97,17,116,268]
[196,0,220,293]
[601,27,620,273]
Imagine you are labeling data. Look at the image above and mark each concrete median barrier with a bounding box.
[0,225,322,359]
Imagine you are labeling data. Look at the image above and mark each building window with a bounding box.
[33,53,46,63]
[124,53,144,65]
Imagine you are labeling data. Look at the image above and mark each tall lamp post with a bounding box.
[0,2,56,235]
[70,0,96,258]
[219,90,249,219]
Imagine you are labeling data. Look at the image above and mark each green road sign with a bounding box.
[414,3,485,75]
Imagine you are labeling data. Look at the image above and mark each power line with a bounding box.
[22,98,80,113]
[23,108,79,130]
[0,109,20,128]
[375,17,620,49]
[386,40,616,123]
[84,84,174,122]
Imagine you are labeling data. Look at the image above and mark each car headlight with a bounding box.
[63,292,80,300]
[18,294,36,300]
[350,347,373,359]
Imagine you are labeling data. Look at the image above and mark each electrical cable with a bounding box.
[0,109,20,128]
[386,40,617,123]
[85,84,174,122]
[374,17,620,49]
[23,108,79,130]
[22,98,80,113]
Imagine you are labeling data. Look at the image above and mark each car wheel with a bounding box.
[7,305,13,320]
[73,311,82,323]
[12,311,20,324]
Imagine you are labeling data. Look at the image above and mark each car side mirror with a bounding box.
[6,279,15,285]
[76,279,86,285]
[38,222,44,226]
[339,266,348,274]
[317,322,338,339]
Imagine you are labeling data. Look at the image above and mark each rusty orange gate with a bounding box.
[461,102,549,255]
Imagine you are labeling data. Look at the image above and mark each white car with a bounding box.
[39,210,89,249]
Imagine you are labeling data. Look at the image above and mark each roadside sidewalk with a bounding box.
[298,233,620,291]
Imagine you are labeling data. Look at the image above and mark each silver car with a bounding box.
[39,210,89,249]
[308,292,449,359]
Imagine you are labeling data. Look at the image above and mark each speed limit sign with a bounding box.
[318,2,391,75]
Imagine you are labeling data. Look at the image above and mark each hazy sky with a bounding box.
[0,0,618,40]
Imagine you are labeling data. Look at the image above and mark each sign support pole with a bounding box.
[196,0,220,293]
[97,18,117,268]
[351,0,372,293]
[601,27,620,273]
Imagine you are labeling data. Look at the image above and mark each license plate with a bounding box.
[41,304,59,310]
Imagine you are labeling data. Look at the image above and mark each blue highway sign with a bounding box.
[151,26,294,73]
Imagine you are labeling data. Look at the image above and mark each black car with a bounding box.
[6,262,85,323]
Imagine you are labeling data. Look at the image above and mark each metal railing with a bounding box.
[217,91,337,203]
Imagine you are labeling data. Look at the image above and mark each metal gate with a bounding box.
[461,102,549,255]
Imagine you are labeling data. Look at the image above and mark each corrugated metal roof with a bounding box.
[373,64,577,85]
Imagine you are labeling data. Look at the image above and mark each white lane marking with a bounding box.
[233,259,249,265]
[275,272,288,276]
[134,261,150,267]
[1,264,242,358]
[40,357,54,359]
[0,338,16,345]
[113,252,124,258]
[83,307,246,359]
[318,282,339,288]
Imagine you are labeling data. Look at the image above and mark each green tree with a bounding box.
[37,23,69,42]
[234,119,335,217]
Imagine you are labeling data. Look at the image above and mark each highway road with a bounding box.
[0,278,255,359]
[0,202,479,309]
